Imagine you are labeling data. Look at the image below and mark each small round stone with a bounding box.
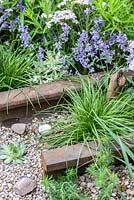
[38,124,51,133]
[87,182,92,189]
[80,182,86,187]
[79,176,85,182]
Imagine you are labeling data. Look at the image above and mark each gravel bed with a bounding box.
[0,112,134,200]
[0,119,44,200]
[0,113,67,200]
[78,165,134,200]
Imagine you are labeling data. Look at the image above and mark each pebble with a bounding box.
[38,124,51,133]
[14,177,36,196]
[79,176,85,182]
[0,186,3,193]
[0,163,4,172]
[87,182,92,188]
[126,188,134,195]
[11,123,26,135]
[80,182,87,188]
[7,183,12,191]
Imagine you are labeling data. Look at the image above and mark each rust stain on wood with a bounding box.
[0,73,104,125]
[41,142,97,174]
[0,80,79,110]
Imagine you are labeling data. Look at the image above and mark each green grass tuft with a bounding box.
[0,45,35,91]
[42,79,134,178]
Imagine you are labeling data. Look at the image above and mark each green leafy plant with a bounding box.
[0,45,35,91]
[0,0,133,80]
[41,168,89,200]
[30,50,71,84]
[23,0,62,47]
[86,141,119,200]
[93,0,134,37]
[42,79,134,178]
[0,141,26,164]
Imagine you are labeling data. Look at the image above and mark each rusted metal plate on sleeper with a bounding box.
[41,142,97,175]
[0,80,79,125]
[0,80,79,111]
[0,72,104,126]
[41,141,125,176]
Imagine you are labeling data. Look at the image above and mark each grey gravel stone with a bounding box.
[79,176,85,182]
[87,182,92,188]
[7,183,12,192]
[38,124,51,133]
[80,182,86,188]
[11,123,26,135]
[14,177,36,196]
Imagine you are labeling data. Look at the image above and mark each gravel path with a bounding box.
[0,120,45,200]
[0,113,134,200]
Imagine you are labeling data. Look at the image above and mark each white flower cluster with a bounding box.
[58,0,92,7]
[129,60,134,70]
[73,0,92,5]
[41,10,78,28]
[128,40,134,50]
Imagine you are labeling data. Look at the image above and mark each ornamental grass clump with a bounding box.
[0,45,35,91]
[45,79,134,145]
[43,79,134,177]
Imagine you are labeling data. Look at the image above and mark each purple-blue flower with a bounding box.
[94,17,105,27]
[1,22,8,29]
[9,19,18,32]
[55,41,62,50]
[55,23,71,50]
[16,0,26,12]
[18,25,31,48]
[84,8,91,15]
[5,9,13,17]
[0,6,4,12]
[60,23,71,43]
[73,24,129,71]
[37,47,45,61]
